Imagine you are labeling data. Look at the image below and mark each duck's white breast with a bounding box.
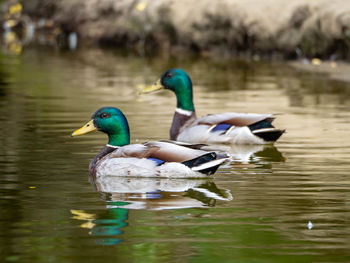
[93,177,209,193]
[95,157,209,178]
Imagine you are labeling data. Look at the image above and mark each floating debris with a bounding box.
[301,58,310,64]
[68,32,78,50]
[307,221,313,230]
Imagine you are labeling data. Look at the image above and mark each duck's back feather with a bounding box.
[106,141,208,162]
[195,112,274,127]
[144,141,207,162]
[108,144,159,159]
[177,125,265,144]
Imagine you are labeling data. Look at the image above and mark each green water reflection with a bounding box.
[0,47,350,263]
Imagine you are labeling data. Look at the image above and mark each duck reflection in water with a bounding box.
[71,177,232,245]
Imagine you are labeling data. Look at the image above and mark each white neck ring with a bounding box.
[106,144,119,148]
[175,108,193,116]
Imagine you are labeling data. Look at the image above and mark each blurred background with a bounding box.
[1,1,350,263]
[1,0,350,60]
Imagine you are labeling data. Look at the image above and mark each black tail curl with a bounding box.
[182,152,223,175]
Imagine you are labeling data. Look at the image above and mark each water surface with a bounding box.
[0,48,350,263]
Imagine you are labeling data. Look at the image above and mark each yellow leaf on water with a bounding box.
[80,221,95,229]
[71,209,96,221]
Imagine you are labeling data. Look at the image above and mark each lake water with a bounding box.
[0,47,349,263]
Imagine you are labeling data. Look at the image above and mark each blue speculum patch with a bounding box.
[146,190,162,199]
[211,124,231,133]
[148,157,165,166]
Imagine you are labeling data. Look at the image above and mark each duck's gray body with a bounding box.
[171,110,285,145]
[90,141,227,178]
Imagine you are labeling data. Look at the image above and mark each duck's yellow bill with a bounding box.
[72,119,97,136]
[140,79,164,94]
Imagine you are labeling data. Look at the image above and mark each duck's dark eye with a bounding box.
[100,113,110,119]
[166,73,173,78]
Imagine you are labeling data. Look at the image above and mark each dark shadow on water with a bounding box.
[253,145,285,162]
[0,57,9,97]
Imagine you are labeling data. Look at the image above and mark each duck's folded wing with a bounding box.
[195,112,274,127]
[144,141,207,162]
[109,144,160,159]
[159,140,208,149]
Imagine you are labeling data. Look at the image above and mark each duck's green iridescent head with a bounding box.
[72,107,130,147]
[142,68,195,112]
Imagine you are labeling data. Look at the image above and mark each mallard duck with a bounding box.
[141,68,285,145]
[72,107,227,178]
